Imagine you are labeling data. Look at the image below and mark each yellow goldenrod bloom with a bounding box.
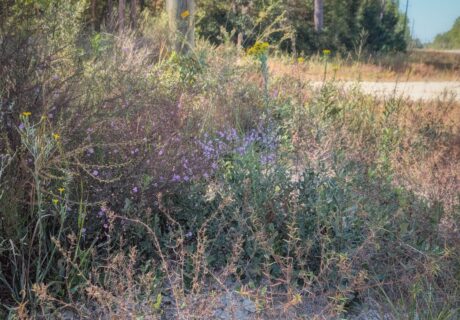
[52,133,60,140]
[323,49,331,55]
[181,10,190,18]
[58,187,65,194]
[297,57,305,63]
[247,41,269,57]
[52,199,59,205]
[22,112,32,117]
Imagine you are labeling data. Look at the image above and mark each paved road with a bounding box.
[315,81,460,101]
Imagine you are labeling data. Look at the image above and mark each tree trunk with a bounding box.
[91,0,96,31]
[107,0,114,31]
[314,0,323,32]
[380,0,386,20]
[118,0,126,32]
[130,0,138,29]
[291,35,297,57]
[166,0,195,54]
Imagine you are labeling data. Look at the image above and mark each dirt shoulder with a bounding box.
[311,81,460,101]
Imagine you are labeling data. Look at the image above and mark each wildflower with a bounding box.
[323,49,331,56]
[21,111,31,117]
[18,123,25,130]
[52,133,60,140]
[58,187,65,194]
[132,186,138,193]
[41,115,47,121]
[297,57,305,63]
[52,199,59,205]
[181,10,190,18]
[172,174,181,182]
[92,170,99,176]
[247,41,269,57]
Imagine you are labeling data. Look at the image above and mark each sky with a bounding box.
[399,0,460,43]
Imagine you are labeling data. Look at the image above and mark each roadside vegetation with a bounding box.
[431,17,460,50]
[1,1,459,319]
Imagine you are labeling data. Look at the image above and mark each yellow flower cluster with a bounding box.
[323,49,331,56]
[22,111,32,117]
[247,41,269,57]
[181,10,190,18]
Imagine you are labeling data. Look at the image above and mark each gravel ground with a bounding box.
[313,81,460,101]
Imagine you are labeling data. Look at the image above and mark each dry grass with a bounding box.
[269,50,460,82]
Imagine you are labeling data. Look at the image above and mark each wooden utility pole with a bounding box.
[166,0,196,54]
[314,0,324,32]
[403,0,409,37]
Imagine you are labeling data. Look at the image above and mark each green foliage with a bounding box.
[431,17,460,49]
[195,0,408,54]
[358,0,406,52]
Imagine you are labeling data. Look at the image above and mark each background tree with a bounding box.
[74,0,409,55]
[431,17,460,49]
